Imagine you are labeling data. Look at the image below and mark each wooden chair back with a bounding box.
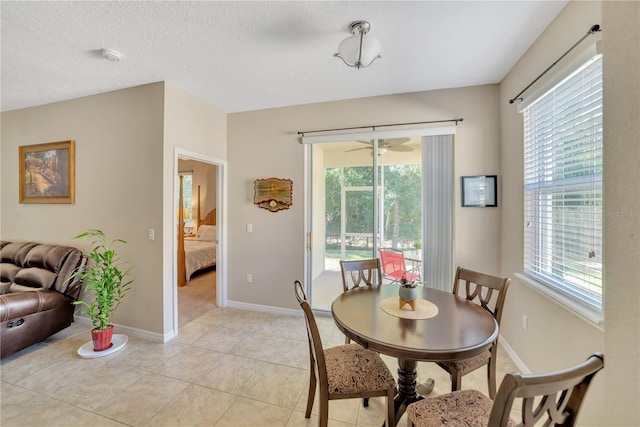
[294,280,397,427]
[294,280,328,388]
[339,258,382,291]
[453,267,511,326]
[488,353,604,426]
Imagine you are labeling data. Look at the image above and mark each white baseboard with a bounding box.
[498,334,531,374]
[226,300,302,317]
[76,302,300,344]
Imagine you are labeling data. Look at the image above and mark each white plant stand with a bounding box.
[77,334,128,359]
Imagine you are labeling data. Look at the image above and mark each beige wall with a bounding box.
[163,83,227,161]
[227,84,502,309]
[0,82,228,339]
[601,1,640,424]
[499,1,639,424]
[1,83,166,334]
[163,82,227,335]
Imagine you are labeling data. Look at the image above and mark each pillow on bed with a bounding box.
[196,225,216,242]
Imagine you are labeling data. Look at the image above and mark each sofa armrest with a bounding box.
[64,255,87,300]
[0,290,69,321]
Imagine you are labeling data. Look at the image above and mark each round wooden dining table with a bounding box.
[331,284,498,425]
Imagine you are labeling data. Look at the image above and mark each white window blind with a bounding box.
[523,55,603,311]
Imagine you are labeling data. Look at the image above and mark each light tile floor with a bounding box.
[1,270,520,426]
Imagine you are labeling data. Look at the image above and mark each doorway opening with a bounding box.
[177,159,217,325]
[172,149,226,338]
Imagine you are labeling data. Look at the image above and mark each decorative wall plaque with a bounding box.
[253,178,293,212]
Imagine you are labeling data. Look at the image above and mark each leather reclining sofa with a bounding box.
[0,241,86,358]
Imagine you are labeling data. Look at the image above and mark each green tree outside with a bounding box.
[325,164,422,254]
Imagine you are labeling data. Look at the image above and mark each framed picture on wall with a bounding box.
[19,140,75,204]
[253,177,293,212]
[461,175,497,207]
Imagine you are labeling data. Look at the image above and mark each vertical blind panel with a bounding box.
[423,135,454,292]
[523,55,603,310]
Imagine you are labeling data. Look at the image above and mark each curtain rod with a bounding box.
[509,24,601,105]
[297,118,463,137]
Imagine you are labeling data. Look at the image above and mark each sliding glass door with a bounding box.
[307,130,453,311]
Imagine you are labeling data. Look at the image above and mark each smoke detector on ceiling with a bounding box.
[101,48,122,62]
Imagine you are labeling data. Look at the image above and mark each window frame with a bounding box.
[520,54,604,327]
[177,172,194,230]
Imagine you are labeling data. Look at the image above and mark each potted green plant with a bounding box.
[399,272,419,310]
[73,229,132,351]
[413,240,422,255]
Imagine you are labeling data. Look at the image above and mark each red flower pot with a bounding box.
[91,325,114,351]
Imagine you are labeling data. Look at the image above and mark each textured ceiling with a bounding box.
[1,1,567,113]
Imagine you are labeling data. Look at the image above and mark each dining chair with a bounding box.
[436,267,511,398]
[339,258,382,346]
[294,280,397,427]
[339,258,382,292]
[406,352,604,427]
[379,248,420,283]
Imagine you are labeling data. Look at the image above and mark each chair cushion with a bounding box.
[440,350,491,373]
[13,267,56,289]
[406,389,517,427]
[324,343,395,394]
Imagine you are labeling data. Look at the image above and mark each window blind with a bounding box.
[523,55,603,310]
[422,135,454,292]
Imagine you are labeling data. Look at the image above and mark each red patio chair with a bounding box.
[379,248,420,283]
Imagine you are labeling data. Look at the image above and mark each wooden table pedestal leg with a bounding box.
[390,358,422,426]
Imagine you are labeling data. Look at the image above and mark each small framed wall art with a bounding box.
[461,175,497,207]
[254,177,293,212]
[19,140,75,204]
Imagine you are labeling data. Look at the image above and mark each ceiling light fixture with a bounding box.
[101,48,122,62]
[334,21,381,69]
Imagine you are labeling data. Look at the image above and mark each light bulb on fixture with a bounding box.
[334,21,381,69]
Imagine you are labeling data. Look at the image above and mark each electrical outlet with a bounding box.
[522,314,528,330]
[246,274,253,283]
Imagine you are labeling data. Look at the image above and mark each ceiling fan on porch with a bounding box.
[345,138,413,156]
